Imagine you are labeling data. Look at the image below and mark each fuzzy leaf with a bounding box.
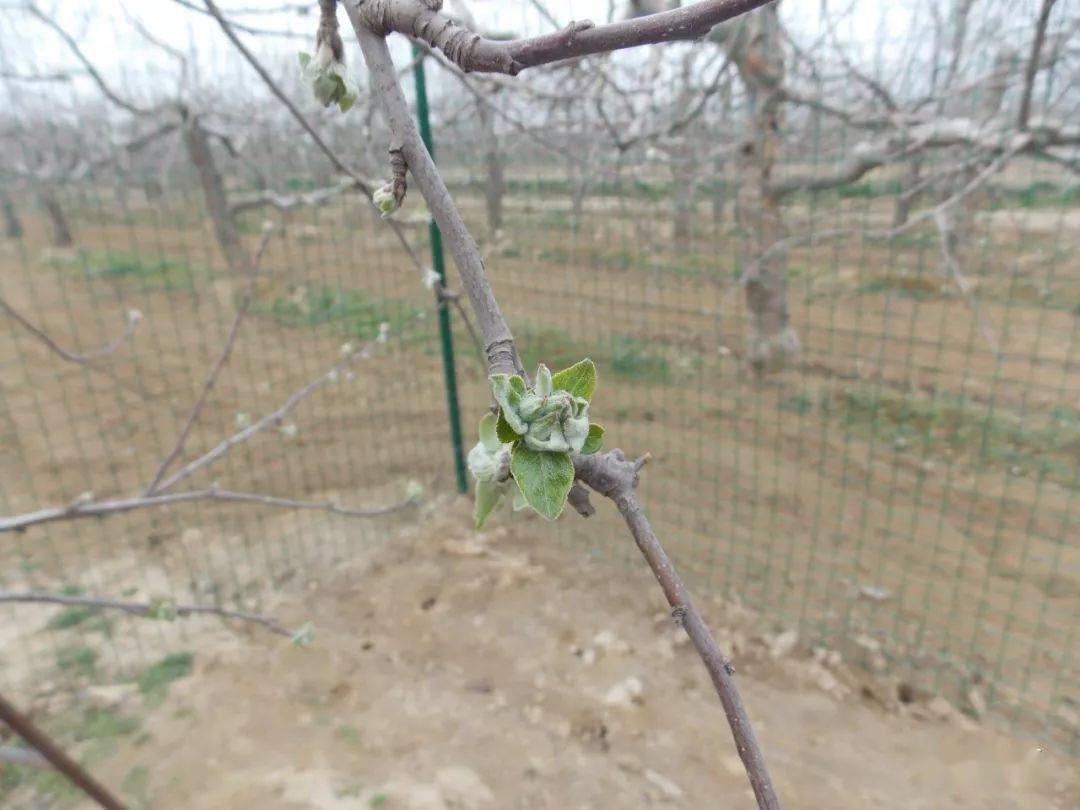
[581,423,604,455]
[510,445,573,521]
[473,479,504,529]
[551,358,597,402]
[512,491,531,512]
[477,412,501,453]
[491,374,528,434]
[496,411,519,444]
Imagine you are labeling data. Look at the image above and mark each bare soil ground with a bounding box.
[4,501,1078,809]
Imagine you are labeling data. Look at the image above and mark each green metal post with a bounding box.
[412,46,469,493]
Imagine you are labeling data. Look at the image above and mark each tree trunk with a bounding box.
[1,192,23,239]
[181,114,249,274]
[729,7,798,374]
[893,158,922,229]
[39,190,73,247]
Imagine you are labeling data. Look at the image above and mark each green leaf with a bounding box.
[298,52,311,69]
[496,411,519,444]
[512,491,531,512]
[477,412,500,453]
[510,445,574,521]
[491,374,528,434]
[338,92,355,113]
[581,423,604,455]
[474,480,504,529]
[551,358,597,402]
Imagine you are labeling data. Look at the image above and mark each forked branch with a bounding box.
[342,2,780,806]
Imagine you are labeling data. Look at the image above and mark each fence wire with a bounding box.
[1,58,1077,768]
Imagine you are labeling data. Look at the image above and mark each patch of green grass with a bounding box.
[56,645,97,678]
[989,180,1080,210]
[137,652,194,705]
[121,765,151,809]
[610,337,670,383]
[257,284,421,344]
[779,394,813,415]
[46,606,95,630]
[336,724,362,745]
[370,795,389,808]
[828,386,1080,488]
[91,253,196,290]
[516,325,683,386]
[72,708,140,741]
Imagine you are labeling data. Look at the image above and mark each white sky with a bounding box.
[0,1,913,102]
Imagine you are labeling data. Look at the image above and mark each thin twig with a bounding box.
[152,332,380,493]
[198,0,430,278]
[574,450,779,809]
[0,693,125,810]
[0,590,297,637]
[0,296,141,364]
[933,210,999,357]
[344,5,779,805]
[0,487,417,534]
[145,228,272,494]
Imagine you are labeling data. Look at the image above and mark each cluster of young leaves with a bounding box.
[468,359,604,528]
[298,49,359,113]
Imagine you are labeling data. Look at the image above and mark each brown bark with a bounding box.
[181,113,249,274]
[39,189,73,247]
[1,192,23,239]
[727,6,798,374]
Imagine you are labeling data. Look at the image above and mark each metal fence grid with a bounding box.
[1,60,1077,764]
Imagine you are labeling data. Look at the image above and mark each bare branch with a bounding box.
[346,12,524,378]
[0,590,299,638]
[151,318,406,493]
[358,0,774,75]
[0,486,418,534]
[1018,0,1059,129]
[171,0,309,38]
[199,0,431,278]
[574,450,779,810]
[25,2,154,117]
[0,694,125,810]
[146,228,273,495]
[228,178,362,216]
[933,210,999,357]
[346,4,780,805]
[0,296,141,365]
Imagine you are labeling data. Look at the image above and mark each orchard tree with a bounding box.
[282,0,785,806]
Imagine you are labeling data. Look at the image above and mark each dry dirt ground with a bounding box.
[0,182,1076,806]
[4,501,1077,809]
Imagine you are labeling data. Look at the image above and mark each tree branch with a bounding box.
[358,0,774,75]
[145,228,272,494]
[0,590,299,638]
[0,486,418,534]
[345,4,779,806]
[1017,0,1059,129]
[574,450,779,809]
[0,296,141,365]
[0,693,125,810]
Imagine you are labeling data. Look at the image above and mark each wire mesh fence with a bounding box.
[1,23,1077,765]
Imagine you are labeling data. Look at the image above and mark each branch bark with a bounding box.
[358,0,774,74]
[344,4,780,805]
[573,450,779,809]
[0,591,297,638]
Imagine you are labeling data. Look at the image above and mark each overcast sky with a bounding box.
[1,1,918,103]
